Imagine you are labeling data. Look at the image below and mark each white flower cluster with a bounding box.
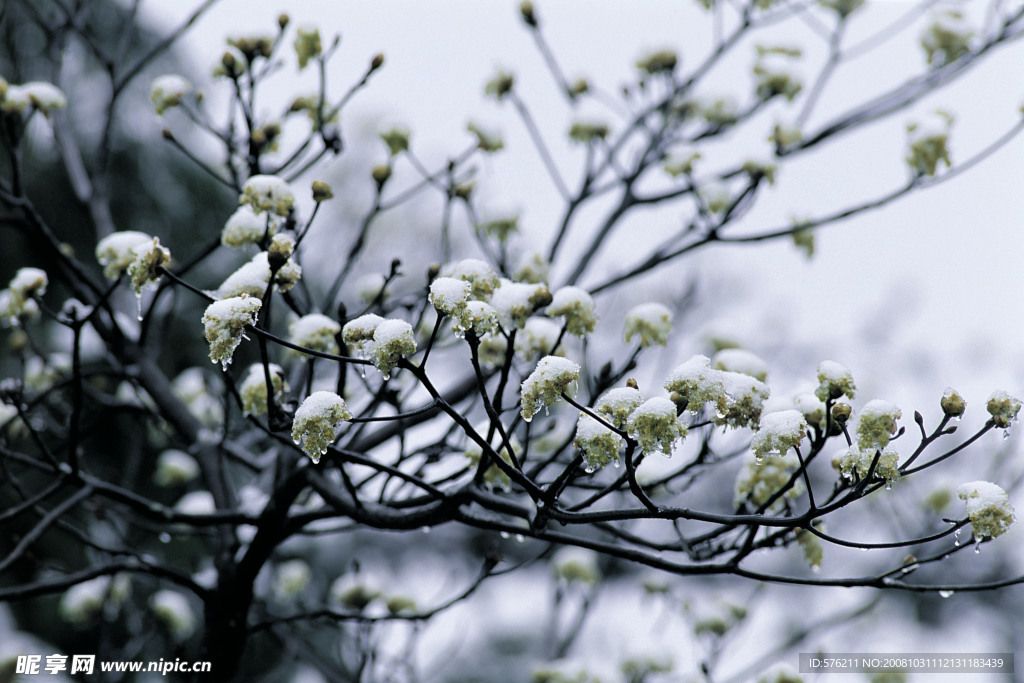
[95,231,152,278]
[921,10,974,66]
[59,576,128,625]
[957,481,1015,539]
[520,356,580,422]
[814,360,855,401]
[546,286,597,337]
[201,295,262,368]
[856,399,902,450]
[239,363,287,417]
[431,263,551,340]
[663,353,771,429]
[153,449,200,486]
[751,410,807,459]
[906,111,953,177]
[171,367,223,429]
[240,174,296,217]
[150,74,192,115]
[150,590,196,640]
[222,205,274,248]
[342,314,417,379]
[273,559,312,601]
[0,267,47,325]
[574,414,624,470]
[0,79,66,118]
[126,237,172,293]
[986,390,1021,428]
[215,251,301,299]
[288,313,341,356]
[551,547,601,584]
[752,46,803,102]
[735,453,803,511]
[291,391,352,463]
[713,348,769,382]
[623,302,673,348]
[627,397,687,456]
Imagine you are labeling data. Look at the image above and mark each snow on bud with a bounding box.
[986,390,1021,428]
[551,547,601,585]
[715,372,770,429]
[547,286,597,337]
[153,449,200,486]
[268,232,295,261]
[171,367,223,428]
[342,313,384,348]
[429,276,471,315]
[175,490,215,515]
[712,348,768,381]
[906,111,953,177]
[215,45,248,78]
[664,354,725,411]
[13,82,67,116]
[292,391,351,463]
[624,303,673,348]
[940,387,966,418]
[792,392,825,430]
[697,96,739,126]
[594,386,644,429]
[126,237,171,293]
[441,259,500,299]
[221,205,273,247]
[273,559,311,601]
[514,317,563,362]
[627,397,687,456]
[820,0,865,18]
[202,295,262,369]
[150,74,191,115]
[735,452,802,510]
[751,410,807,459]
[663,149,701,177]
[467,121,505,153]
[368,319,417,379]
[240,174,296,217]
[288,313,340,356]
[575,413,624,470]
[95,231,153,278]
[215,251,301,299]
[490,279,550,330]
[856,399,902,451]
[836,446,900,485]
[330,573,380,611]
[513,252,551,284]
[455,300,499,337]
[814,360,855,401]
[520,355,580,422]
[239,363,287,417]
[752,46,803,102]
[4,268,48,321]
[150,590,196,640]
[957,481,1015,539]
[921,10,974,66]
[293,25,322,69]
[60,577,112,625]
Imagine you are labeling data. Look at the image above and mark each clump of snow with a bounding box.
[546,286,597,337]
[292,391,351,463]
[814,360,855,401]
[627,397,687,456]
[150,74,192,114]
[713,348,768,381]
[623,303,673,348]
[288,313,340,356]
[594,387,644,428]
[240,174,296,216]
[96,231,153,278]
[521,356,580,422]
[201,295,262,368]
[856,399,902,450]
[957,481,1015,539]
[751,409,807,459]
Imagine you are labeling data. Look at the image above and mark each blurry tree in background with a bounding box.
[1,0,1023,681]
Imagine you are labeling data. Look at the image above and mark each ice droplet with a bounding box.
[514,534,525,543]
[939,590,955,599]
[159,532,171,543]
[1002,429,1011,440]
[884,481,893,491]
[536,499,545,508]
[500,531,510,539]
[135,293,144,321]
[583,465,595,474]
[974,539,982,554]
[953,528,961,547]
[523,414,533,424]
[420,526,431,534]
[382,372,390,381]
[860,548,868,552]
[811,565,820,574]
[612,460,620,468]
[901,563,919,574]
